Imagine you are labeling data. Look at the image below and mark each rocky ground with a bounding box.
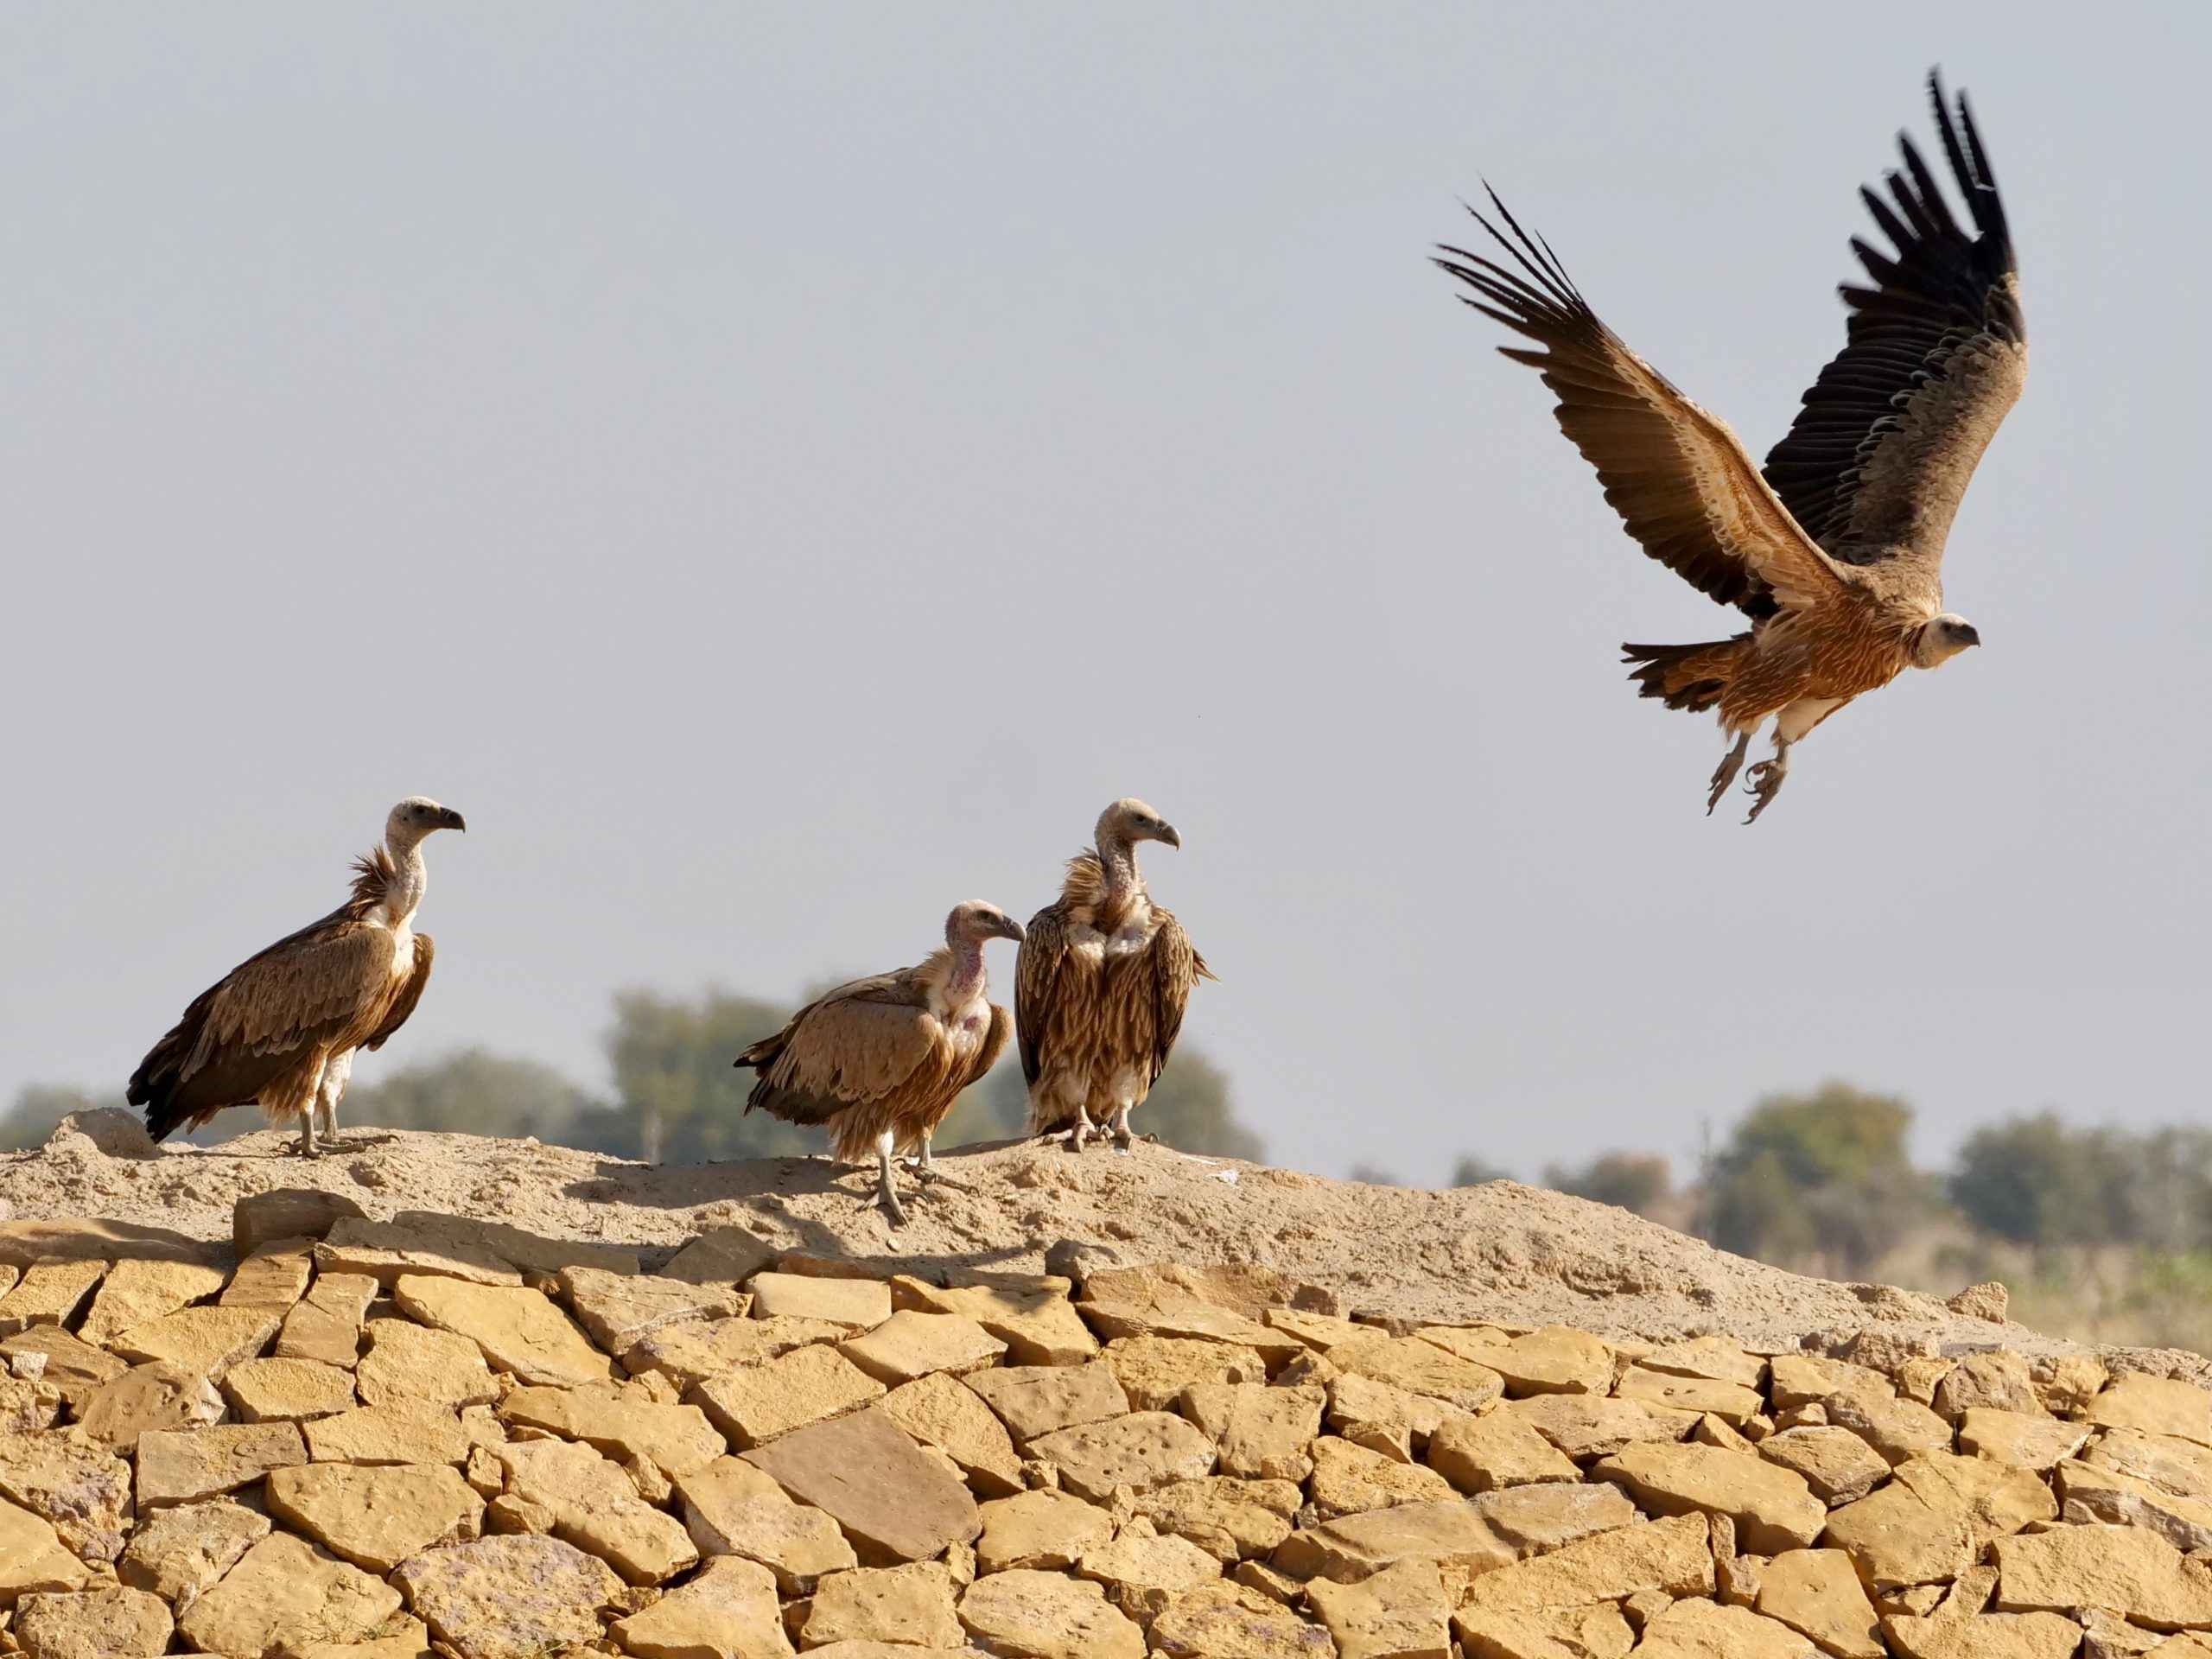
[5,1116,2212,1656]
[6,1116,2206,1378]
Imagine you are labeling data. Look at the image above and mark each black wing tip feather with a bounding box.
[1923,67,2011,251]
[1434,186,1598,353]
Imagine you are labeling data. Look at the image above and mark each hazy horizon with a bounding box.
[4,4,2206,1183]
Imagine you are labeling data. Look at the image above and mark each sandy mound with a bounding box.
[4,1120,2204,1381]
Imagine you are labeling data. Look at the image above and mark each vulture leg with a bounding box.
[874,1131,909,1228]
[912,1134,973,1192]
[1108,1100,1137,1152]
[1060,1112,1097,1154]
[1743,740,1793,824]
[309,1051,390,1150]
[295,1110,322,1160]
[1706,733,1751,815]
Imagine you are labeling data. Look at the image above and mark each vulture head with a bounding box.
[386,796,468,849]
[1097,797,1181,851]
[1911,614,1982,670]
[946,900,1027,947]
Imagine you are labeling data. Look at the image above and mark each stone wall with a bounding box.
[2,1201,2210,1657]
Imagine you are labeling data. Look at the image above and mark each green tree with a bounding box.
[0,1084,105,1150]
[2121,1128,2212,1256]
[598,988,814,1163]
[343,1047,608,1145]
[1451,1155,1514,1186]
[1707,1082,1928,1276]
[1544,1152,1673,1218]
[1950,1113,2135,1248]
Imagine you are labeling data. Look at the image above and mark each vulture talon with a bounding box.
[1707,733,1751,815]
[1741,744,1793,824]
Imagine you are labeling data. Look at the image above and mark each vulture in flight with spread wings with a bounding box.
[1018,798,1213,1151]
[1437,72,2024,821]
[129,797,466,1156]
[734,900,1023,1226]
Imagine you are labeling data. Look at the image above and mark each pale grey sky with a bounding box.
[3,3,2204,1183]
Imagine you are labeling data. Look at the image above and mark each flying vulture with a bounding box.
[734,900,1023,1225]
[1437,72,2024,821]
[129,797,467,1155]
[1017,798,1214,1151]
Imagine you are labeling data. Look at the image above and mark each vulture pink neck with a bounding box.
[941,935,988,999]
[1096,835,1145,918]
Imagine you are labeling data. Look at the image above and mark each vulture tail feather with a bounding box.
[1621,637,1750,714]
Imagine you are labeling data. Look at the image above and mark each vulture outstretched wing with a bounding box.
[1763,73,2024,570]
[364,933,434,1051]
[739,972,942,1127]
[1437,197,1849,618]
[1014,906,1071,1088]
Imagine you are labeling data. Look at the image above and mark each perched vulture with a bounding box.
[734,900,1023,1225]
[1437,73,2024,820]
[128,797,466,1155]
[1017,798,1213,1151]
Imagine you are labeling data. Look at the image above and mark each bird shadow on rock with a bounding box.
[558,1151,1044,1281]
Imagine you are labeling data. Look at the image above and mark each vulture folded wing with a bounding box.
[1762,73,2024,569]
[192,922,401,1065]
[1014,906,1071,1088]
[1146,914,1208,1087]
[743,973,941,1127]
[963,1004,1014,1091]
[1438,194,1848,617]
[130,918,399,1140]
[363,933,434,1052]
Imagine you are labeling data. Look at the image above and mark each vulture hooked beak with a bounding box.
[1155,823,1181,849]
[995,917,1028,945]
[440,808,468,832]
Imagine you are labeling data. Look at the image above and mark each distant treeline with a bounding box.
[1440,1082,2212,1272]
[0,987,1262,1165]
[1440,1083,2212,1352]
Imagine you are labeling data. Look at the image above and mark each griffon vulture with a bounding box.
[734,900,1023,1225]
[1017,798,1213,1151]
[1437,73,2024,821]
[129,797,466,1155]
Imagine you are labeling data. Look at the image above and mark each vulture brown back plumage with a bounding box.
[1017,798,1212,1151]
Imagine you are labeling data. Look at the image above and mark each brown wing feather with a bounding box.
[130,917,400,1141]
[964,1003,1013,1091]
[1438,194,1849,618]
[363,933,434,1052]
[1014,904,1071,1087]
[737,969,938,1128]
[1763,73,2024,570]
[1144,912,1205,1087]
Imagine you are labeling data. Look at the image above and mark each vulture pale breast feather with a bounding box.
[1017,852,1211,1140]
[128,855,430,1142]
[739,954,1012,1163]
